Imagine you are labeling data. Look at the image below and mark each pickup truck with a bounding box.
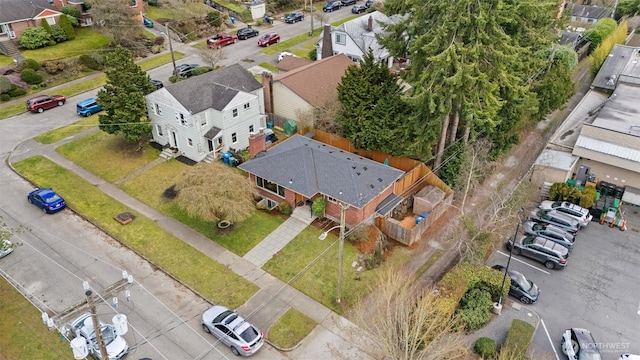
[207,32,238,48]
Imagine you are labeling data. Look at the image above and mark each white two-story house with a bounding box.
[145,64,265,163]
[315,11,406,68]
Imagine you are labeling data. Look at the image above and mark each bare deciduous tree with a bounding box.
[88,0,139,47]
[352,267,466,360]
[174,162,258,223]
[197,47,226,69]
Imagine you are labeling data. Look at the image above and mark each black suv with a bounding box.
[507,235,569,269]
[342,0,357,5]
[237,27,259,40]
[323,1,342,12]
[173,64,200,78]
[285,11,304,23]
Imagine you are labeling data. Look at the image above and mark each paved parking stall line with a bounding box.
[540,319,560,360]
[497,250,551,275]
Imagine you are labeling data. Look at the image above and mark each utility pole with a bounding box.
[164,23,177,75]
[309,0,314,36]
[87,290,109,360]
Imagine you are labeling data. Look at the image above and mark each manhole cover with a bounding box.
[114,212,136,225]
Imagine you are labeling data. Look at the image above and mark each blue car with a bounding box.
[27,188,66,214]
[143,17,153,28]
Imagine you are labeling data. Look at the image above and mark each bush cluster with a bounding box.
[22,58,41,71]
[44,60,66,74]
[456,287,493,330]
[19,27,51,49]
[474,337,497,358]
[20,68,43,85]
[548,182,597,209]
[8,85,27,97]
[278,201,292,215]
[78,53,104,70]
[311,197,326,217]
[50,24,68,43]
[192,66,213,76]
[0,76,12,94]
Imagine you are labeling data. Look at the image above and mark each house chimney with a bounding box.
[367,16,373,32]
[261,71,273,114]
[248,127,267,158]
[321,24,333,60]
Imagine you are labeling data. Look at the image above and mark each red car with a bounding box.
[258,32,280,47]
[26,95,66,113]
[207,32,238,48]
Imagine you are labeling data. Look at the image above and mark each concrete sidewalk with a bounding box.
[9,136,382,360]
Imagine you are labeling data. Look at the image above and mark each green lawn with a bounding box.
[34,115,99,144]
[146,2,212,20]
[13,156,258,308]
[56,131,160,183]
[263,227,378,313]
[0,278,70,360]
[21,28,111,62]
[267,309,317,349]
[119,160,284,256]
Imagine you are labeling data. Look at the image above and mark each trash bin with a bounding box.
[230,16,235,25]
[222,152,231,164]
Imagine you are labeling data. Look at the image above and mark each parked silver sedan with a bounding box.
[202,305,264,356]
[539,200,592,227]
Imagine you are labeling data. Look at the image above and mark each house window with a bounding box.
[232,132,237,143]
[45,17,55,25]
[335,33,346,45]
[156,124,163,136]
[179,113,187,126]
[326,196,337,203]
[154,103,162,115]
[201,117,207,127]
[244,103,250,109]
[0,25,6,35]
[232,108,238,117]
[217,137,223,145]
[130,0,138,6]
[249,125,254,133]
[256,177,285,197]
[188,138,193,146]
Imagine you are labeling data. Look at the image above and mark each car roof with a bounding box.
[533,237,569,255]
[77,98,97,105]
[572,328,599,350]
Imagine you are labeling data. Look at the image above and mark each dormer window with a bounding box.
[335,33,346,45]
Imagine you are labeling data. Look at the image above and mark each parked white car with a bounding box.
[539,200,592,227]
[277,51,299,62]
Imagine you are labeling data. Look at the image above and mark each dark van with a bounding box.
[76,98,103,117]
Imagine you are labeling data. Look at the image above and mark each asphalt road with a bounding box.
[488,206,640,360]
[0,9,365,359]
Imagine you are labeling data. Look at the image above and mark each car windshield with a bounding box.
[511,272,532,292]
[261,34,271,40]
[101,326,116,346]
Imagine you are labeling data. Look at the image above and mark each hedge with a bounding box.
[501,319,535,359]
[436,262,508,317]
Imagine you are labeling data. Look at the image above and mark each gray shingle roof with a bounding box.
[332,11,405,59]
[164,64,262,114]
[238,134,405,208]
[0,0,56,23]
[570,5,612,20]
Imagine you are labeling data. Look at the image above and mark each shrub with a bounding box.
[311,197,326,217]
[0,76,11,94]
[169,75,181,83]
[43,60,65,74]
[192,66,213,76]
[474,337,497,358]
[579,186,597,209]
[0,93,10,101]
[20,68,43,85]
[501,319,535,358]
[8,86,27,97]
[50,24,68,43]
[60,6,81,24]
[153,36,165,46]
[456,287,494,330]
[19,27,51,49]
[278,201,292,215]
[308,48,317,61]
[22,58,41,71]
[78,54,103,70]
[40,20,52,34]
[207,11,223,27]
[59,14,76,40]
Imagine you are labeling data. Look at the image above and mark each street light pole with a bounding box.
[498,208,525,308]
[163,23,177,75]
[309,0,314,36]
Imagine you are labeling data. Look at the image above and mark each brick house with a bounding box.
[0,0,61,54]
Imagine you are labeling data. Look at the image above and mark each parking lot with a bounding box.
[488,204,640,360]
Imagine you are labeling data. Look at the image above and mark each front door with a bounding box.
[170,130,178,148]
[295,193,304,206]
[208,139,214,152]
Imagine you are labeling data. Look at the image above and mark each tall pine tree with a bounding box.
[97,47,156,146]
